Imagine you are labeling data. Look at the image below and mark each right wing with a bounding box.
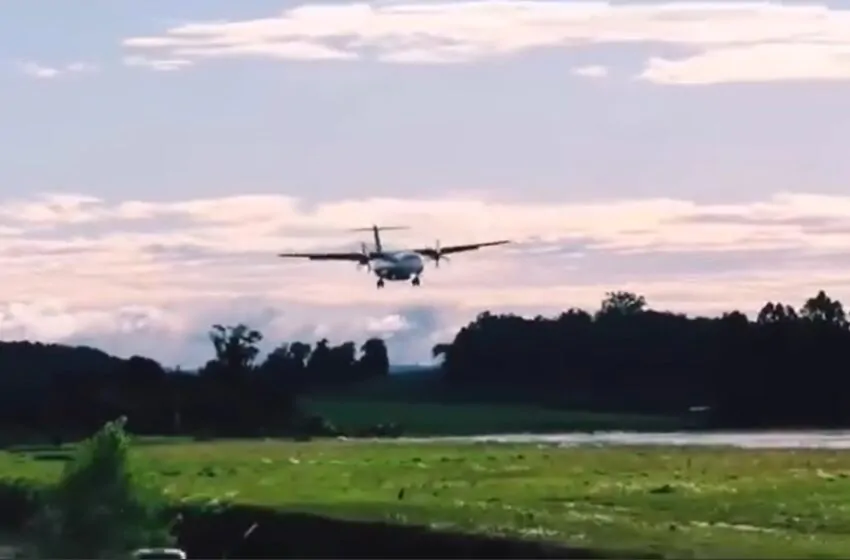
[277,251,368,264]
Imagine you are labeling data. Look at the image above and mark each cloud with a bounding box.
[122,55,192,72]
[572,65,608,78]
[640,43,850,85]
[121,1,850,83]
[17,61,97,79]
[3,190,850,366]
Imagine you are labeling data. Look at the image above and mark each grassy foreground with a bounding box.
[1,439,848,558]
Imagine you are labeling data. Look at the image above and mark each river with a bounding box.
[390,431,850,449]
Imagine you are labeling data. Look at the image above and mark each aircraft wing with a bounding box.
[414,240,510,258]
[277,251,368,264]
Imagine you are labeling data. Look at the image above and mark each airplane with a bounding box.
[277,225,510,288]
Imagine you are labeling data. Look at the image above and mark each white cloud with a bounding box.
[122,55,193,72]
[573,64,608,78]
[640,42,850,85]
[17,60,97,79]
[19,62,59,79]
[1,191,850,366]
[121,1,850,83]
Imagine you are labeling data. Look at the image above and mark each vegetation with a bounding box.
[13,418,175,558]
[1,438,849,558]
[435,289,850,427]
[1,288,849,442]
[305,397,680,435]
[0,286,848,556]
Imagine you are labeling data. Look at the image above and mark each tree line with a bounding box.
[1,288,849,440]
[0,325,389,440]
[433,289,850,427]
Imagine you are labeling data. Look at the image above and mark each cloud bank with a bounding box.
[2,191,850,366]
[121,1,850,84]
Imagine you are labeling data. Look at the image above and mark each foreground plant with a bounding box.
[27,417,176,558]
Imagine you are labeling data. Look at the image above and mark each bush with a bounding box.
[0,478,42,531]
[26,417,177,558]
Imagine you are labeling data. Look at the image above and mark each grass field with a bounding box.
[305,398,683,435]
[304,372,688,435]
[1,438,848,558]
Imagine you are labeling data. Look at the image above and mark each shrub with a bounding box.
[27,416,176,558]
[0,478,42,531]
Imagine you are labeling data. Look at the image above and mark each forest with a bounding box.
[436,289,850,427]
[0,288,848,439]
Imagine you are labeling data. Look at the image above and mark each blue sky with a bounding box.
[3,0,850,366]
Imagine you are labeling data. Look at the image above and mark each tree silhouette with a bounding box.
[5,288,850,439]
[359,338,390,379]
[437,288,850,427]
[431,343,451,361]
[756,301,798,324]
[597,291,647,317]
[800,290,847,327]
[200,323,264,385]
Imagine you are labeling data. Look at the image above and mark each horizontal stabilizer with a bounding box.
[349,225,409,232]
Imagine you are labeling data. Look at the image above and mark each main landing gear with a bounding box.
[375,277,421,288]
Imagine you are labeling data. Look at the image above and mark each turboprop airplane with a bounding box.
[277,225,510,288]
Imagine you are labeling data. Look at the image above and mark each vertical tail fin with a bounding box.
[349,225,409,254]
[350,224,408,253]
[372,224,382,253]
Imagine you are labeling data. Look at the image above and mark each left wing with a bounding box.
[413,240,510,259]
[277,251,368,264]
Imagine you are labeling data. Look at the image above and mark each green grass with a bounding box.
[2,439,850,557]
[305,372,687,435]
[305,398,682,435]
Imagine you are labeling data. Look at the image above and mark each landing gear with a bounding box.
[412,276,421,287]
[377,278,385,289]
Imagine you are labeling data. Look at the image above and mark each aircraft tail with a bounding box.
[349,225,408,253]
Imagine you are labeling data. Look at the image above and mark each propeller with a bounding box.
[356,241,371,272]
[431,239,450,268]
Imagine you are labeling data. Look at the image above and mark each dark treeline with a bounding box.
[1,288,850,439]
[0,324,389,440]
[435,289,850,428]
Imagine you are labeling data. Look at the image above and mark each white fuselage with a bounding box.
[370,250,425,281]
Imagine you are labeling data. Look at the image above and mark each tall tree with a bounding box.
[204,323,263,380]
[800,290,847,327]
[597,291,647,317]
[360,338,390,378]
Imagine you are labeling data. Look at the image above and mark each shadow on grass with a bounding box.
[174,503,663,559]
[0,479,661,559]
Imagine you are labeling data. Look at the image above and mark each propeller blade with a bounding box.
[433,239,444,267]
[359,242,371,272]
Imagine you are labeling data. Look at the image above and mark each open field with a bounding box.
[304,373,688,435]
[304,398,682,435]
[1,439,849,557]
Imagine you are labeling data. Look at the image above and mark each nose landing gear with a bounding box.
[412,276,421,287]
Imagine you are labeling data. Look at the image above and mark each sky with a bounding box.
[3,0,850,367]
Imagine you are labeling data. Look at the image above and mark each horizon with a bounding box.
[0,294,831,369]
[3,0,850,367]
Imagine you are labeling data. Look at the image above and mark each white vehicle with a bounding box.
[278,225,509,288]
